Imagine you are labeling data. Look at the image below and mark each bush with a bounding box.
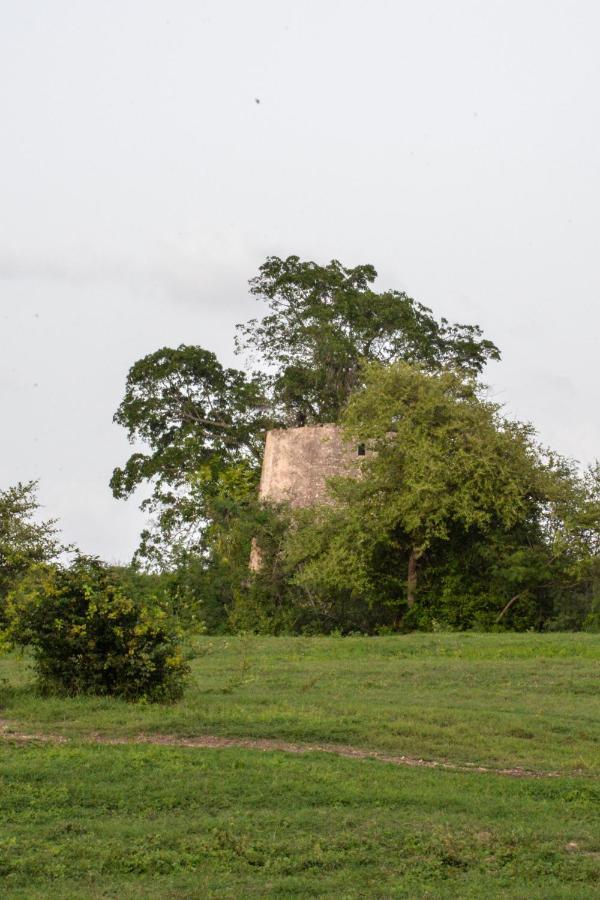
[5,556,190,701]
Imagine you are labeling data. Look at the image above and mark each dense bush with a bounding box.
[5,556,189,701]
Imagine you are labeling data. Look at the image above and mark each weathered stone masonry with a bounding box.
[249,423,362,571]
[258,423,360,508]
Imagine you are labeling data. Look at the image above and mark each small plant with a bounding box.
[221,633,255,693]
[5,556,189,702]
[0,675,8,710]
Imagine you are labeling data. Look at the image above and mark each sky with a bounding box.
[1,0,599,562]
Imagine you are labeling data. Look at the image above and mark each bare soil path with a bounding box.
[0,717,573,779]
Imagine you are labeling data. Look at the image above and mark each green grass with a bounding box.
[2,742,600,898]
[2,634,600,897]
[2,633,600,773]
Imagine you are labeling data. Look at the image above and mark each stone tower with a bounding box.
[250,423,362,570]
[258,423,363,508]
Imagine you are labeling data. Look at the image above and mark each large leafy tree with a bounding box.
[112,257,500,570]
[283,363,599,630]
[236,255,500,425]
[110,345,272,565]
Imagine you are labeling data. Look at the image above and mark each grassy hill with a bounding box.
[2,634,599,897]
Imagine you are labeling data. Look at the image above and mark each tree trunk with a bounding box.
[407,548,418,607]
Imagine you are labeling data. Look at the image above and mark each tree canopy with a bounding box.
[110,345,272,564]
[280,363,600,631]
[236,255,500,425]
[108,255,600,633]
[0,481,62,598]
[111,345,270,499]
[112,257,500,566]
[0,481,63,627]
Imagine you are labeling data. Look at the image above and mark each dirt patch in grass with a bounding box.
[0,717,567,778]
[0,717,68,744]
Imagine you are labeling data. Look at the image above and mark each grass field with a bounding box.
[2,634,600,897]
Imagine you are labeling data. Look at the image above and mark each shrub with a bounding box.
[5,556,189,701]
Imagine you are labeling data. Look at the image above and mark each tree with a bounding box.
[283,363,598,630]
[110,345,273,565]
[0,481,62,621]
[111,258,500,580]
[160,461,290,632]
[236,255,500,425]
[343,363,550,608]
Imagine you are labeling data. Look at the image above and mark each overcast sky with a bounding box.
[1,0,599,562]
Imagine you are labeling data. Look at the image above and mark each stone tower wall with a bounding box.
[258,423,359,508]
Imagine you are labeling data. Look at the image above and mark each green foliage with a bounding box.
[236,255,500,425]
[342,363,551,542]
[280,363,600,632]
[107,258,599,635]
[111,345,269,499]
[0,481,63,625]
[110,345,272,566]
[157,552,227,634]
[173,472,294,635]
[226,503,295,635]
[112,258,501,566]
[5,556,189,701]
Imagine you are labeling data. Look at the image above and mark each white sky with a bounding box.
[1,0,599,562]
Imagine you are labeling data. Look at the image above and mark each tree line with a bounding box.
[108,256,600,633]
[2,256,599,655]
